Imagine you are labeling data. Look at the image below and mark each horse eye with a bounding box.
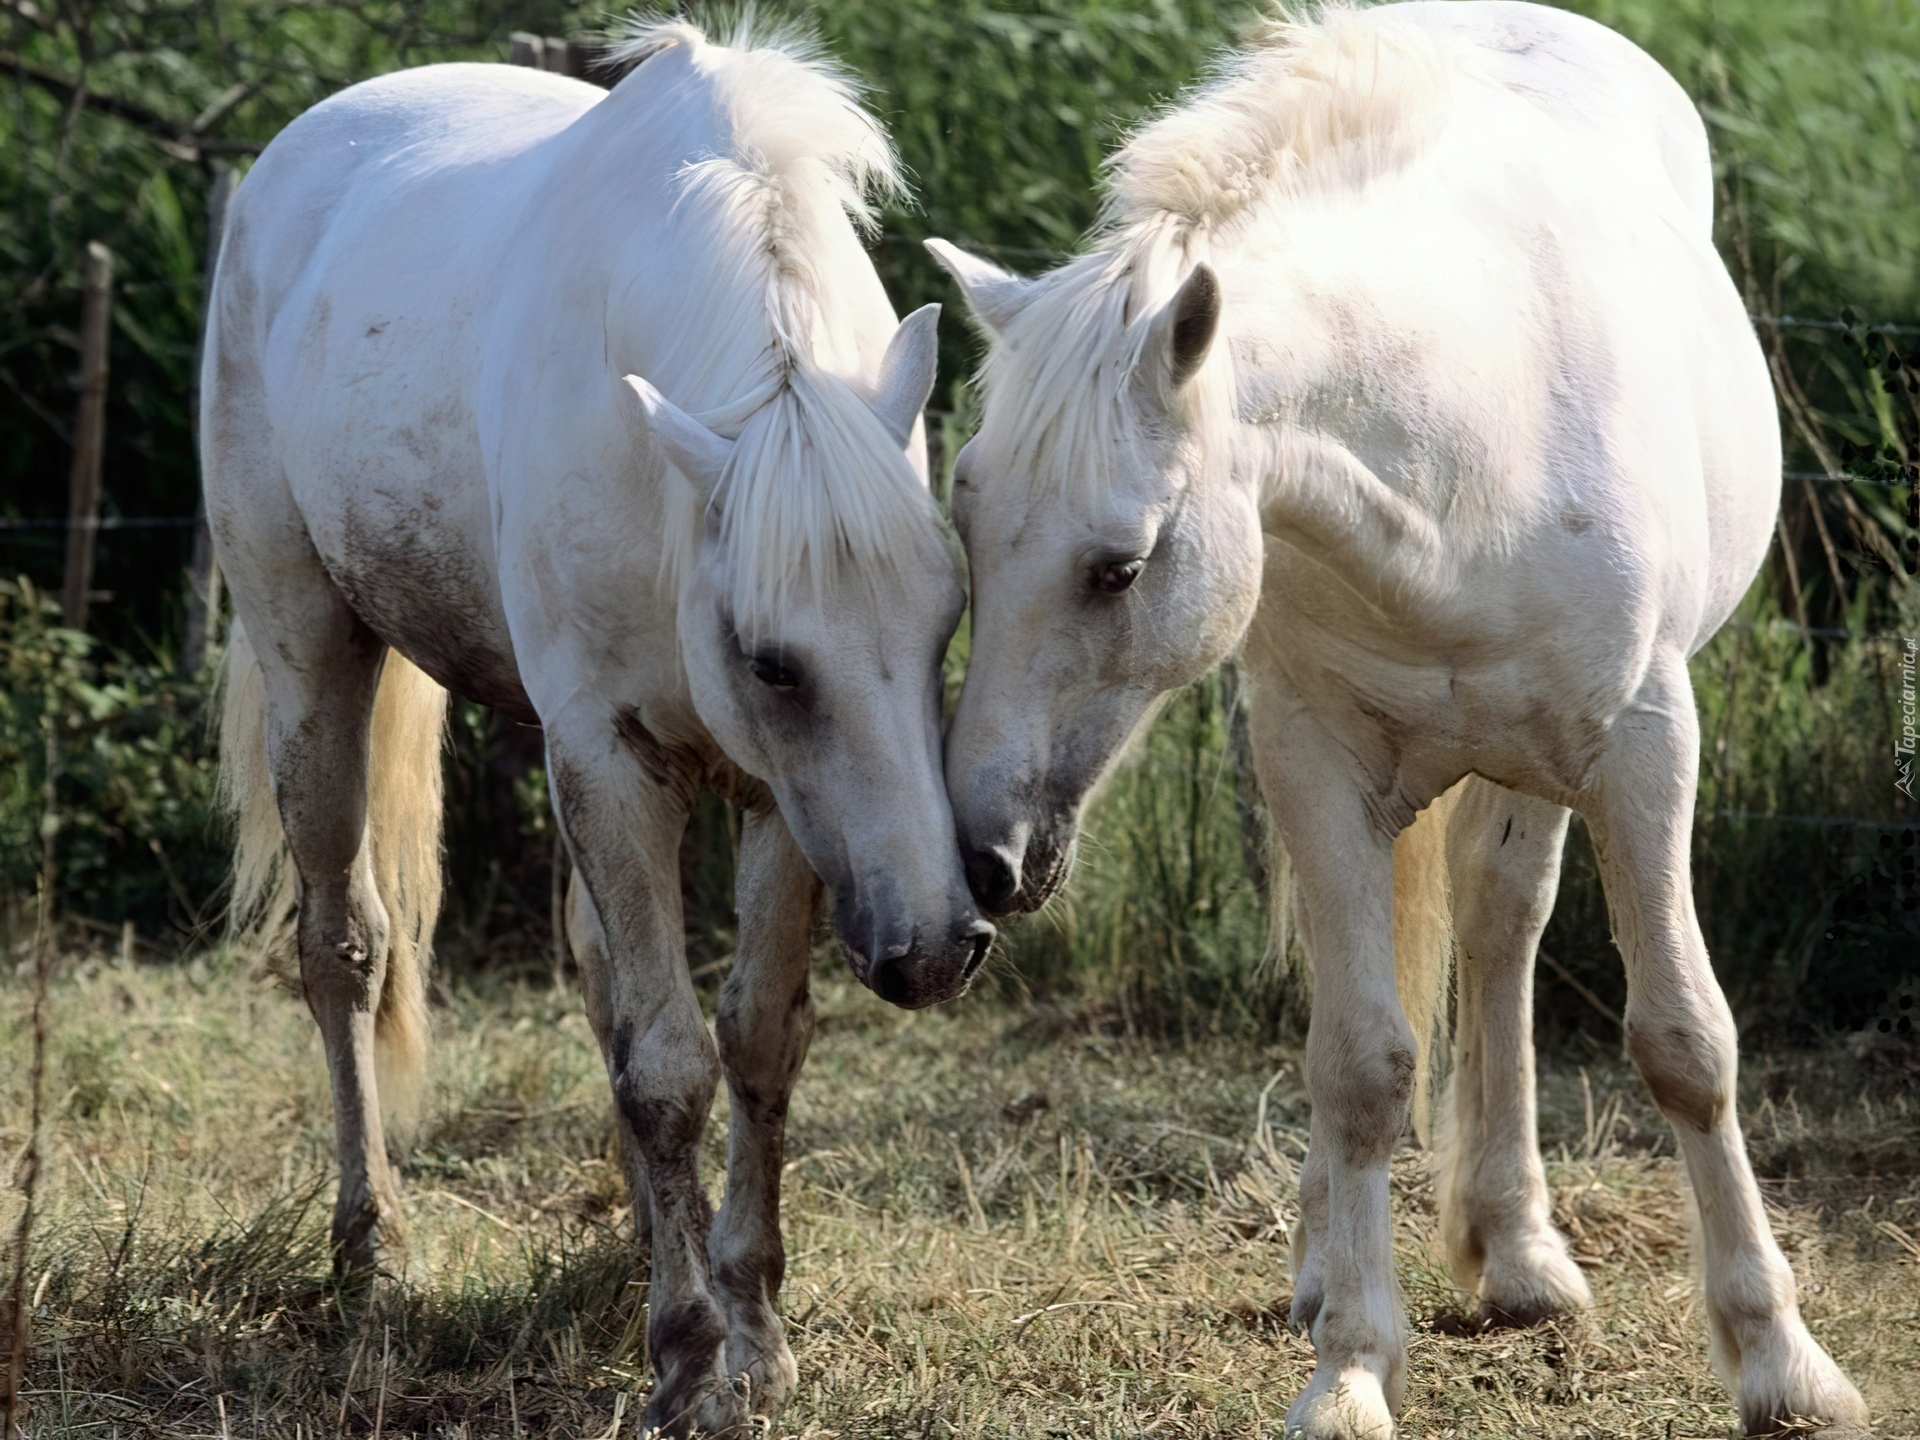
[747,655,801,691]
[1093,558,1145,595]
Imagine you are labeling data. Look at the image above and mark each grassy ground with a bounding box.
[3,944,1918,1438]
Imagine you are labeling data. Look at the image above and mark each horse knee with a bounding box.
[1624,1003,1735,1133]
[715,980,812,1120]
[712,1218,786,1304]
[608,1018,720,1167]
[1310,1012,1417,1160]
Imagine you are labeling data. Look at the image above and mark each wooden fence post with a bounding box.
[183,164,236,673]
[60,241,114,631]
[509,32,591,79]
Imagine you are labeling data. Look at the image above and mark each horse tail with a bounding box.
[361,648,446,1129]
[218,619,447,1131]
[1393,782,1462,1146]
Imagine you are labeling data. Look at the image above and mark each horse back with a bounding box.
[205,64,604,719]
[1384,2,1712,235]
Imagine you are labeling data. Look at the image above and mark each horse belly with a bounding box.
[328,491,536,724]
[268,282,536,719]
[283,379,533,719]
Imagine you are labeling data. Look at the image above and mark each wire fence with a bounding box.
[1787,469,1915,488]
[5,308,1914,837]
[1756,314,1920,338]
[1741,618,1910,642]
[5,459,1903,536]
[3,291,1914,535]
[0,516,197,531]
[1713,808,1915,830]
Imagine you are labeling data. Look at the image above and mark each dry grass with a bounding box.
[3,942,1918,1438]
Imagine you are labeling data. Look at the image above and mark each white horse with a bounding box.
[207,21,989,1435]
[932,3,1868,1435]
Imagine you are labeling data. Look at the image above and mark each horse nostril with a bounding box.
[964,845,1020,914]
[869,954,914,1007]
[961,927,992,981]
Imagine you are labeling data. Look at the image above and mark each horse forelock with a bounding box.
[711,367,939,642]
[978,231,1237,512]
[614,15,933,637]
[977,253,1151,506]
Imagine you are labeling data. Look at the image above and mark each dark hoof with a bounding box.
[640,1377,746,1438]
[1476,1297,1573,1330]
[643,1299,738,1437]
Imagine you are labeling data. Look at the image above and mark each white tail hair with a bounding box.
[1393,782,1461,1145]
[216,620,447,1128]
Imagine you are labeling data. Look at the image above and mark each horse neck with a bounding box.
[535,81,890,413]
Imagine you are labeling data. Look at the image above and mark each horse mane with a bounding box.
[609,16,934,634]
[976,5,1454,503]
[608,13,901,252]
[1102,4,1452,245]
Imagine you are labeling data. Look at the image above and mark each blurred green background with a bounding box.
[3,0,1916,1048]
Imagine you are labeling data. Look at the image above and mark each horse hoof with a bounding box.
[1474,1247,1593,1329]
[1284,1364,1398,1440]
[726,1335,799,1418]
[639,1378,748,1439]
[1730,1318,1869,1437]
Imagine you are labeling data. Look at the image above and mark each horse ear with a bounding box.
[1146,265,1222,398]
[869,303,941,449]
[621,374,732,503]
[925,239,1033,336]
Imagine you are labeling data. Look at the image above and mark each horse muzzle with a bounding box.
[959,825,1074,917]
[837,906,995,1009]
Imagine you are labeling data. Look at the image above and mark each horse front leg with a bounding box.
[709,801,819,1418]
[1248,686,1410,1440]
[546,724,739,1439]
[1584,657,1867,1436]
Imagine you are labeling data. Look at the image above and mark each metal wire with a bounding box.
[0,516,198,531]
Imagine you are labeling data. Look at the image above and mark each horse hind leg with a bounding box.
[234,563,405,1274]
[1438,777,1591,1327]
[567,870,652,1247]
